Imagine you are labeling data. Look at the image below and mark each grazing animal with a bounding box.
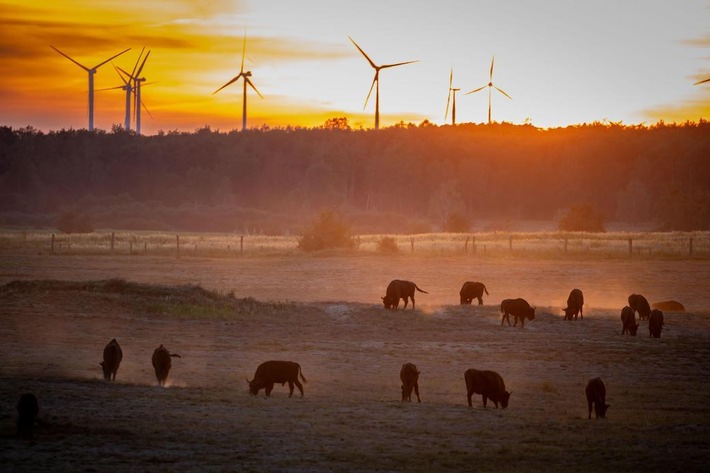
[620,306,639,336]
[100,338,123,381]
[628,294,651,321]
[152,344,181,387]
[459,281,489,305]
[247,360,307,398]
[649,309,665,338]
[585,377,609,419]
[652,300,685,312]
[16,393,39,440]
[563,288,584,320]
[465,369,510,408]
[400,362,421,403]
[382,279,428,310]
[500,298,536,327]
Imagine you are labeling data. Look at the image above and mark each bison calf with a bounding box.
[500,298,535,328]
[649,309,665,338]
[585,377,609,419]
[459,281,489,305]
[248,360,307,398]
[628,294,651,321]
[563,288,584,320]
[620,306,639,336]
[652,300,684,312]
[152,344,181,387]
[400,362,421,403]
[100,338,123,381]
[382,279,428,311]
[16,393,39,440]
[464,369,510,409]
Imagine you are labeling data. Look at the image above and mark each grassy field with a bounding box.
[0,251,709,472]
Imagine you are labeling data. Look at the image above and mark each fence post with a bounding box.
[51,233,55,255]
[111,232,115,254]
[509,236,513,252]
[144,242,147,255]
[240,236,244,254]
[176,235,180,257]
[689,237,693,257]
[628,238,633,256]
[410,237,414,253]
[129,241,133,255]
[464,236,470,254]
[564,238,568,253]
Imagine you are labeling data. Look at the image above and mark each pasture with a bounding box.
[1,251,709,472]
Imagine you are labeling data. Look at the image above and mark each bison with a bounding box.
[152,344,181,387]
[563,288,584,320]
[652,300,685,312]
[585,377,609,419]
[500,298,535,327]
[16,393,39,440]
[628,294,651,321]
[382,280,428,310]
[100,338,123,381]
[459,281,489,305]
[649,309,665,338]
[465,369,510,408]
[620,306,639,336]
[248,360,307,398]
[400,362,421,403]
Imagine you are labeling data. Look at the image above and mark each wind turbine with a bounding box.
[116,49,152,135]
[465,56,512,124]
[95,68,132,131]
[445,68,461,126]
[694,78,710,85]
[349,36,418,130]
[50,45,130,131]
[213,33,263,131]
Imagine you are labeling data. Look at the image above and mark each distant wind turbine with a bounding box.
[50,45,130,131]
[465,56,512,124]
[694,78,710,85]
[117,49,152,135]
[445,68,461,126]
[95,67,132,131]
[349,36,418,130]
[213,33,263,132]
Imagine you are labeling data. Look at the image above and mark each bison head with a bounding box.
[629,323,640,336]
[595,402,610,418]
[247,377,263,395]
[100,361,111,380]
[527,307,536,320]
[501,391,511,409]
[382,296,394,310]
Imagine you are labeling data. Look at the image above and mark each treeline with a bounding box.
[0,120,709,233]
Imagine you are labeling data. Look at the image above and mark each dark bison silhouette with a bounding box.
[152,344,181,387]
[628,294,651,321]
[464,369,510,409]
[248,360,307,398]
[100,338,123,381]
[649,309,665,338]
[563,288,584,320]
[459,281,489,305]
[16,393,39,440]
[620,306,639,336]
[652,300,685,312]
[585,377,609,419]
[400,362,421,403]
[382,280,428,310]
[500,298,535,327]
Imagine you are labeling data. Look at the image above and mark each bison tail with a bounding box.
[414,285,429,294]
[170,353,182,358]
[299,367,308,383]
[484,285,489,295]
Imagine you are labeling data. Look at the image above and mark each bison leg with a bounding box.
[482,395,488,408]
[265,382,274,397]
[402,296,409,309]
[501,313,511,326]
[477,296,483,305]
[294,379,304,397]
[588,400,593,419]
[288,381,295,397]
[467,391,473,407]
[414,383,421,403]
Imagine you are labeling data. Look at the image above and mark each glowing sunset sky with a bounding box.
[1,0,708,134]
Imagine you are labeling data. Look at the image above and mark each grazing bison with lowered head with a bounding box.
[649,309,664,338]
[585,377,609,419]
[628,294,651,321]
[500,298,535,327]
[382,280,428,310]
[464,369,510,409]
[152,344,181,387]
[620,306,639,336]
[16,393,39,440]
[459,281,489,305]
[652,300,685,312]
[563,288,584,320]
[100,338,123,381]
[400,362,421,403]
[248,360,307,398]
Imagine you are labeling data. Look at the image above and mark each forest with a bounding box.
[0,120,708,234]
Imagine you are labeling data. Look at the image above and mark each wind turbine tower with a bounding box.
[117,49,151,135]
[445,68,461,125]
[349,36,418,130]
[465,56,512,124]
[50,46,130,131]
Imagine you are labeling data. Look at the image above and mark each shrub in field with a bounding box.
[558,204,606,232]
[377,236,399,253]
[57,211,94,234]
[297,210,355,252]
[443,212,470,233]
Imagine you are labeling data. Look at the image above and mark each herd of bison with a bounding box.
[13,278,685,441]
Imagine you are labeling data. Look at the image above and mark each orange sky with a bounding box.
[1,0,709,134]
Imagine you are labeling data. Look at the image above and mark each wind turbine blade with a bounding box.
[364,75,377,109]
[449,68,453,89]
[349,36,378,69]
[445,91,451,121]
[112,65,130,85]
[494,85,512,99]
[141,100,153,119]
[95,85,126,91]
[490,56,495,81]
[694,78,710,85]
[130,47,146,79]
[135,50,150,77]
[212,74,243,95]
[50,45,89,71]
[93,48,131,70]
[380,60,418,69]
[240,32,247,73]
[465,85,487,95]
[246,78,263,99]
[116,66,135,81]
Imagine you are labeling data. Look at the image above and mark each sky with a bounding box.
[1,0,709,134]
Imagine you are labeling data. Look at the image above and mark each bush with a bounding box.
[558,204,606,232]
[376,236,399,254]
[297,211,355,252]
[442,212,470,233]
[57,211,94,234]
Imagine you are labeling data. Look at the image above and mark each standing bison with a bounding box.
[628,294,651,321]
[563,289,584,320]
[500,298,535,327]
[152,344,181,387]
[464,369,510,409]
[248,360,307,398]
[585,377,609,419]
[100,338,123,381]
[459,281,489,305]
[649,309,665,338]
[400,362,421,403]
[16,393,39,440]
[382,280,428,310]
[620,306,639,335]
